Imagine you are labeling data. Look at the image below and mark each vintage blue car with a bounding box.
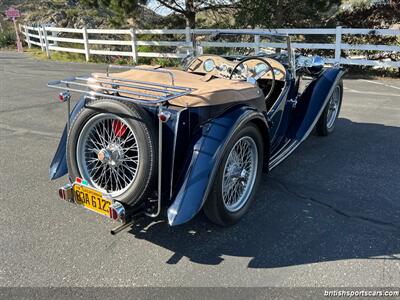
[48,32,344,233]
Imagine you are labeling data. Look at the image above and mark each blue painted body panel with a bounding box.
[49,97,86,180]
[287,67,345,141]
[167,106,268,226]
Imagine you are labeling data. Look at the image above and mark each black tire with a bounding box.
[203,123,264,226]
[67,98,157,206]
[316,80,343,136]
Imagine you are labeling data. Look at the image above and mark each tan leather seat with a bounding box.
[93,68,262,108]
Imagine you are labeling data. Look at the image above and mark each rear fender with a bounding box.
[49,96,87,180]
[167,106,269,226]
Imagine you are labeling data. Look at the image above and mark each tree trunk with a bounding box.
[274,0,284,28]
[185,0,196,28]
[186,12,196,28]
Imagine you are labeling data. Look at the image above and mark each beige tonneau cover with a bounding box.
[93,68,262,108]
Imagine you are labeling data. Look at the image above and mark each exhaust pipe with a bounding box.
[110,210,145,235]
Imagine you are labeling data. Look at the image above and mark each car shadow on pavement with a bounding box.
[127,118,400,268]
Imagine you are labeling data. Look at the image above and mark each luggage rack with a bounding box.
[47,65,194,105]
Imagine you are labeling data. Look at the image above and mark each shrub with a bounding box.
[0,26,16,48]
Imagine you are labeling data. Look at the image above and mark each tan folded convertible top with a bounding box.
[93,68,262,107]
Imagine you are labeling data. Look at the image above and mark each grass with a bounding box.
[25,48,87,63]
[24,46,182,67]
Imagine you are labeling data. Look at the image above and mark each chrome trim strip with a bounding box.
[169,109,183,200]
[269,139,291,161]
[269,139,298,170]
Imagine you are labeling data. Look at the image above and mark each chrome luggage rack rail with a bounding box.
[47,65,194,105]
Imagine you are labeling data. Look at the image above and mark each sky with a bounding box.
[147,0,172,16]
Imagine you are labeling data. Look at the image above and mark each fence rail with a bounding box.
[20,25,400,68]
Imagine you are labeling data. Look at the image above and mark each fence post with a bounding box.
[254,27,260,54]
[42,25,51,58]
[335,26,342,65]
[51,24,58,47]
[38,26,45,51]
[185,26,192,55]
[24,25,31,48]
[82,26,90,62]
[130,28,138,64]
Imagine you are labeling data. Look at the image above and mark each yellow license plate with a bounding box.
[73,184,112,217]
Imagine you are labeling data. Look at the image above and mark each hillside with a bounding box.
[1,0,164,28]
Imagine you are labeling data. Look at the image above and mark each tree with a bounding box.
[235,0,341,28]
[153,0,237,28]
[336,0,399,74]
[81,0,148,26]
[82,0,238,28]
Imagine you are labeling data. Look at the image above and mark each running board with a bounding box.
[269,139,299,170]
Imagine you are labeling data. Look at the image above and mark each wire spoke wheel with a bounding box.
[326,85,341,129]
[222,136,258,212]
[316,80,343,137]
[76,113,140,197]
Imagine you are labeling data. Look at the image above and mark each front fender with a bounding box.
[167,106,269,226]
[286,67,345,141]
[49,96,87,180]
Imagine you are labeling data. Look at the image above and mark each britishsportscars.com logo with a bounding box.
[324,289,399,297]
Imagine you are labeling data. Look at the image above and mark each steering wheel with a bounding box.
[229,57,276,101]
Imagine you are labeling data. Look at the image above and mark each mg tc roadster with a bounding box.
[48,32,344,233]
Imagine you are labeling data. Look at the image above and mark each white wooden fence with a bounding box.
[20,25,400,68]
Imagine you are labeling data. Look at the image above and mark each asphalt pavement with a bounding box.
[0,51,399,287]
